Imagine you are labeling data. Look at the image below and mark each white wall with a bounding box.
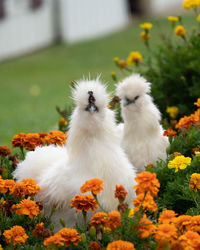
[0,0,55,61]
[59,0,130,43]
[147,0,183,15]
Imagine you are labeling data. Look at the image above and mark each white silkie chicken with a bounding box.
[14,78,137,230]
[116,74,169,173]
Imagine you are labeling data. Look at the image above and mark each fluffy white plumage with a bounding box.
[13,78,137,230]
[116,74,169,173]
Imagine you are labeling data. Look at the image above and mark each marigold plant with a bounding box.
[15,199,40,219]
[107,240,135,250]
[21,178,40,196]
[133,192,158,212]
[190,173,200,192]
[106,211,121,231]
[0,145,11,157]
[57,228,81,247]
[137,214,156,238]
[127,51,142,65]
[80,178,104,195]
[89,212,108,228]
[168,155,191,172]
[115,184,128,202]
[70,194,98,212]
[158,210,177,224]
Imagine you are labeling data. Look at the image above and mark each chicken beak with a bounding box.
[123,99,129,106]
[88,104,97,113]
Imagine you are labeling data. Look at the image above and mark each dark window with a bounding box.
[0,0,5,20]
[30,0,43,10]
[127,0,143,17]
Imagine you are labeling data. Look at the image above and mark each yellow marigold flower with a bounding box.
[0,244,3,250]
[140,31,151,41]
[197,14,200,21]
[133,193,157,212]
[194,98,200,107]
[140,22,153,30]
[168,155,191,173]
[32,222,45,238]
[113,57,119,63]
[195,151,200,156]
[173,215,192,232]
[70,194,98,212]
[43,234,64,246]
[15,199,40,219]
[106,211,121,231]
[89,212,108,228]
[166,106,179,119]
[174,25,186,37]
[127,51,142,65]
[183,0,200,10]
[133,171,160,197]
[21,179,40,197]
[57,228,81,247]
[154,224,178,246]
[107,240,135,250]
[59,117,68,126]
[80,178,104,195]
[137,214,156,238]
[179,230,200,249]
[3,225,28,246]
[158,210,177,224]
[128,208,135,218]
[168,16,179,22]
[190,173,200,192]
[115,184,128,202]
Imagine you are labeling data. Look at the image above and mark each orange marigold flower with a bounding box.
[89,241,102,250]
[194,98,200,107]
[32,222,44,238]
[9,182,25,198]
[89,212,108,228]
[158,210,177,224]
[107,240,135,250]
[179,230,200,249]
[45,130,67,146]
[15,199,40,219]
[119,60,127,69]
[4,179,15,193]
[190,173,200,192]
[173,215,192,232]
[115,184,128,202]
[39,132,49,144]
[0,145,11,157]
[0,177,7,193]
[163,129,177,138]
[70,194,98,212]
[137,214,156,238]
[140,31,151,41]
[154,224,178,246]
[176,114,198,130]
[189,215,200,232]
[80,178,104,195]
[11,133,26,148]
[43,234,64,246]
[133,171,160,197]
[57,228,81,247]
[3,225,28,246]
[133,193,157,212]
[21,179,40,197]
[106,211,121,231]
[23,133,43,150]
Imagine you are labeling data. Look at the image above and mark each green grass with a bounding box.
[0,14,196,146]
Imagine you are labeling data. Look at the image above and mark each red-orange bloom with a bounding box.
[32,222,45,238]
[4,179,15,193]
[80,178,104,195]
[176,114,199,130]
[133,171,160,197]
[179,230,200,249]
[158,210,177,224]
[89,212,108,228]
[163,129,177,138]
[133,193,157,212]
[45,130,67,146]
[21,179,40,197]
[137,214,156,238]
[115,184,128,201]
[15,199,40,218]
[89,241,102,250]
[11,133,26,148]
[107,240,135,250]
[70,194,98,212]
[0,145,11,157]
[106,211,121,231]
[154,224,178,246]
[57,228,81,247]
[9,182,25,198]
[23,133,43,150]
[3,225,28,245]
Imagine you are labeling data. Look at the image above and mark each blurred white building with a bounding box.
[0,0,183,61]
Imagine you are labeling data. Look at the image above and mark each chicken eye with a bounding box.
[134,95,139,101]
